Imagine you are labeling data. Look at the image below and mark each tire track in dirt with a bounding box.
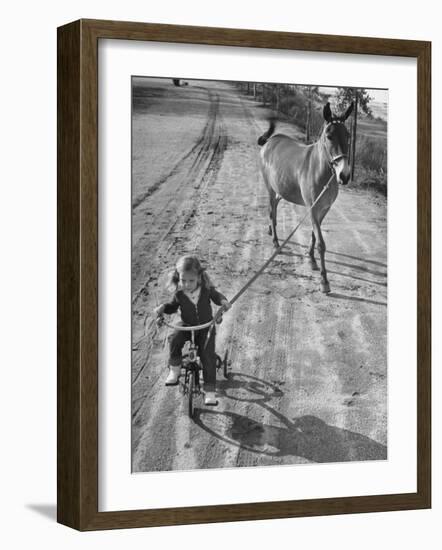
[196,95,290,469]
[132,86,231,471]
[131,89,227,358]
[132,127,216,210]
[131,89,227,388]
[227,97,300,468]
[133,84,271,472]
[132,89,226,303]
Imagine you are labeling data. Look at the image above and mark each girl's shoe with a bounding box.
[165,366,181,386]
[204,391,218,406]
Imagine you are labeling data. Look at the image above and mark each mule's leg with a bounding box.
[271,196,281,248]
[267,190,280,247]
[308,230,319,270]
[267,198,273,236]
[311,216,330,293]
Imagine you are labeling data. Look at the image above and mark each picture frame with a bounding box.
[57,18,431,531]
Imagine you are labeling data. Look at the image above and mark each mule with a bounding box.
[258,102,354,293]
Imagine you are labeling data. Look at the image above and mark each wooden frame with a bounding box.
[57,18,431,531]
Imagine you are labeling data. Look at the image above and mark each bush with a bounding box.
[356,169,387,196]
[265,86,324,140]
[356,135,387,173]
[355,135,387,195]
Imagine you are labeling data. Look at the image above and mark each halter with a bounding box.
[322,120,349,173]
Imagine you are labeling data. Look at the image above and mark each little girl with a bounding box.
[154,255,231,406]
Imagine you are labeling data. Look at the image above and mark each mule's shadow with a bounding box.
[326,269,387,288]
[195,373,387,463]
[328,292,387,307]
[291,240,387,269]
[285,243,387,278]
[265,239,387,306]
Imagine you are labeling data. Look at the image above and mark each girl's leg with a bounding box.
[165,330,188,385]
[197,329,217,393]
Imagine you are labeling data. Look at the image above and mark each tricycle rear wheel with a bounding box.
[223,350,229,379]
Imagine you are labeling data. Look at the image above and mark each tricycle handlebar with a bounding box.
[162,319,214,331]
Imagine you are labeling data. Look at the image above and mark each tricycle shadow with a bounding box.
[194,372,387,464]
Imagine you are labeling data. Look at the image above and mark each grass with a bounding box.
[353,123,387,195]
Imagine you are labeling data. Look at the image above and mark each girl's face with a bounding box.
[179,270,200,292]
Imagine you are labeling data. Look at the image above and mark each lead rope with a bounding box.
[204,170,336,349]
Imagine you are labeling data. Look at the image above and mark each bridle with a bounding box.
[322,120,349,174]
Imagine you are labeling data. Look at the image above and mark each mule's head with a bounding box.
[322,102,354,185]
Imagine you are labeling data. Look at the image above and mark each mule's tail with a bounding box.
[257,119,276,146]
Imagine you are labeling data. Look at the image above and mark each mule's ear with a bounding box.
[343,101,354,120]
[323,102,333,122]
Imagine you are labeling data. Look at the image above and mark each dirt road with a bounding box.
[131,78,387,472]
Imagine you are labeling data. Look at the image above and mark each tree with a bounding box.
[304,86,321,143]
[335,88,372,181]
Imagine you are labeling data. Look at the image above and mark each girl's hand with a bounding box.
[216,300,230,324]
[154,305,165,325]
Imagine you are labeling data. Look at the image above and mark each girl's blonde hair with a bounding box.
[166,255,214,291]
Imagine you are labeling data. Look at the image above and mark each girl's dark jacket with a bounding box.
[163,286,227,326]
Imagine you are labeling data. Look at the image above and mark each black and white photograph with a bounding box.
[131,76,388,473]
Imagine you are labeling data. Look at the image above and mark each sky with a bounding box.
[319,86,388,103]
[319,86,388,120]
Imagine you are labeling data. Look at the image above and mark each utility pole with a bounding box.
[350,92,359,182]
[306,87,312,143]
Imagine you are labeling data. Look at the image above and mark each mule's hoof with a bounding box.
[273,240,280,249]
[321,281,331,294]
[309,259,319,271]
[268,225,272,236]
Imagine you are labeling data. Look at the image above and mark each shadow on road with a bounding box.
[292,240,387,269]
[266,243,388,305]
[326,268,387,288]
[283,247,387,279]
[216,372,285,403]
[194,372,387,463]
[328,292,387,307]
